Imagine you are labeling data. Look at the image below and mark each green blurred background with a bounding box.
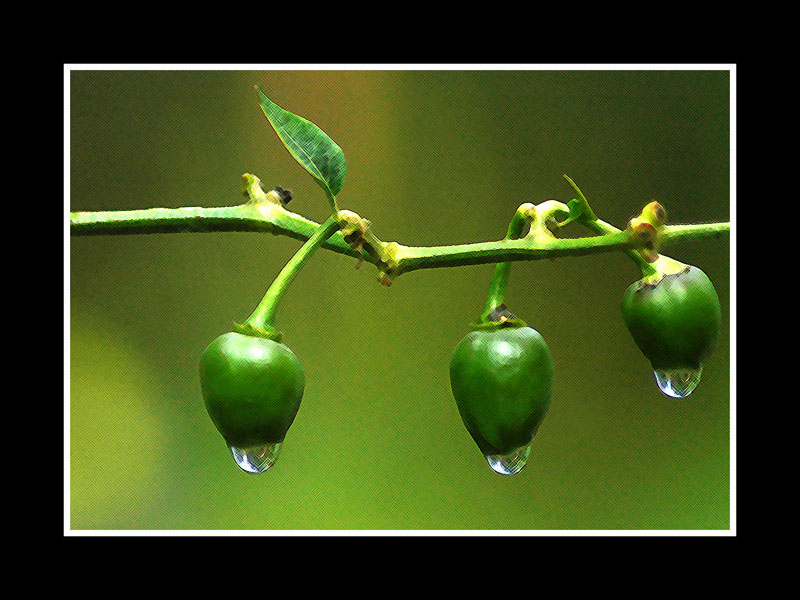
[69,69,731,530]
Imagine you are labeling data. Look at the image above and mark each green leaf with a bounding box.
[256,87,346,210]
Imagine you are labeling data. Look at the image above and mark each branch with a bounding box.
[69,191,730,280]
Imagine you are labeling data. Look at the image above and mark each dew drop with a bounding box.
[653,366,703,398]
[485,443,532,475]
[228,442,282,474]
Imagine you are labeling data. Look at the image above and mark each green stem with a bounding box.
[480,204,535,322]
[70,204,361,258]
[395,232,631,272]
[242,215,341,331]
[70,201,729,278]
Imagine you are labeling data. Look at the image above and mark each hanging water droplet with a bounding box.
[653,366,703,398]
[485,443,532,475]
[228,442,282,474]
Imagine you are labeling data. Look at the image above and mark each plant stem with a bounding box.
[70,204,361,258]
[480,204,536,322]
[242,215,341,331]
[70,201,730,278]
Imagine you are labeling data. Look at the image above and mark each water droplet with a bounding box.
[653,366,703,398]
[228,442,282,474]
[485,443,532,475]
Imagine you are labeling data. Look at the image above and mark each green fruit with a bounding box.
[621,266,721,370]
[199,332,305,449]
[449,325,554,458]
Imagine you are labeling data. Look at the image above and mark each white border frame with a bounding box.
[64,63,736,536]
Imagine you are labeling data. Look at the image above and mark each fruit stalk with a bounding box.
[240,214,342,335]
[480,203,537,323]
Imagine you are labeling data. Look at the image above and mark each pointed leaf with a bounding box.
[256,87,346,208]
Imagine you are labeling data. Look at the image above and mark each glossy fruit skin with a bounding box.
[621,266,721,370]
[199,332,305,449]
[450,326,554,457]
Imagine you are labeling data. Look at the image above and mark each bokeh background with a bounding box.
[69,69,731,530]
